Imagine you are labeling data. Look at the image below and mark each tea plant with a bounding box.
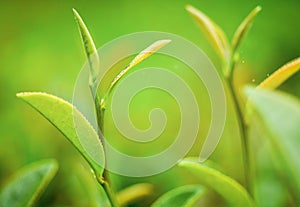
[1,4,299,207]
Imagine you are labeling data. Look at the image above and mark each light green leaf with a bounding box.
[231,6,261,55]
[151,185,205,207]
[0,159,58,207]
[108,39,171,94]
[117,183,154,207]
[185,5,230,64]
[178,158,254,207]
[16,92,105,180]
[245,87,300,198]
[73,8,100,91]
[258,57,300,89]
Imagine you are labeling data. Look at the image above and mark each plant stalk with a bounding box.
[226,61,252,195]
[94,96,119,207]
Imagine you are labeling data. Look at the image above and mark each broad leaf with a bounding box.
[258,57,300,89]
[16,92,105,180]
[151,185,205,207]
[0,159,58,207]
[108,39,171,93]
[245,87,300,198]
[185,5,230,64]
[117,183,154,207]
[231,6,261,55]
[178,158,254,206]
[73,8,100,91]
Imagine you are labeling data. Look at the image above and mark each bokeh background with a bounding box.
[1,0,300,206]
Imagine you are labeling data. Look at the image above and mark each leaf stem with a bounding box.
[227,61,252,195]
[94,96,119,207]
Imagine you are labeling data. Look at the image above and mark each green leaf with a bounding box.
[258,57,300,89]
[16,92,105,180]
[151,185,205,207]
[178,158,254,207]
[107,39,171,95]
[231,6,261,55]
[73,8,100,91]
[185,5,230,64]
[117,183,154,207]
[0,159,58,207]
[245,87,300,198]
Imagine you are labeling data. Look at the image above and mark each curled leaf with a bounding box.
[0,159,58,207]
[232,6,262,54]
[16,92,105,180]
[258,57,300,89]
[151,185,205,207]
[108,39,171,93]
[179,158,255,207]
[185,5,230,63]
[117,183,154,206]
[73,8,100,91]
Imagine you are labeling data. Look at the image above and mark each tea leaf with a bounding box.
[245,87,300,197]
[73,9,100,91]
[151,185,205,207]
[185,5,230,63]
[0,159,58,207]
[108,39,171,93]
[117,183,154,206]
[232,6,261,55]
[16,92,105,180]
[258,57,300,89]
[178,158,254,207]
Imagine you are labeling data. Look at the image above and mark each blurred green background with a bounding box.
[1,0,300,206]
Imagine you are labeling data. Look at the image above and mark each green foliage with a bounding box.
[178,158,254,207]
[245,87,300,201]
[151,185,205,207]
[16,92,105,181]
[9,3,300,207]
[0,159,58,207]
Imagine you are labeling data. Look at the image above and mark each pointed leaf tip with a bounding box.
[232,6,262,54]
[185,5,230,64]
[108,39,171,93]
[73,9,99,91]
[258,57,300,89]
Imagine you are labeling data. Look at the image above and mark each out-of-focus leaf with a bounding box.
[16,92,105,180]
[151,185,205,207]
[258,57,300,89]
[245,87,300,199]
[0,159,58,207]
[108,39,171,93]
[231,6,261,55]
[73,8,100,91]
[185,5,230,63]
[117,183,154,207]
[178,158,254,207]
